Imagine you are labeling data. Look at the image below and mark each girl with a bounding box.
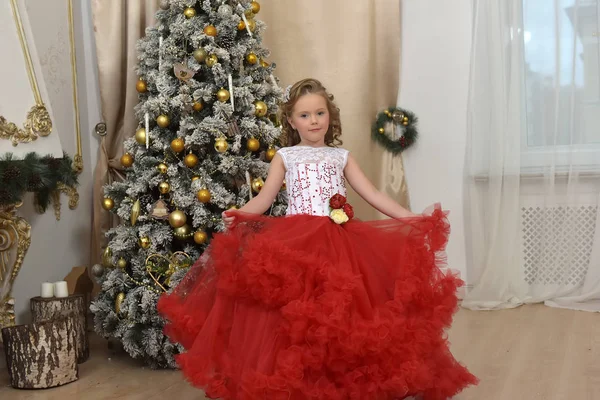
[158,79,477,400]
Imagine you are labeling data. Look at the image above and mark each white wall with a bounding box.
[398,0,473,282]
[10,0,101,322]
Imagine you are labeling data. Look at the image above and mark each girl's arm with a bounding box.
[344,154,417,219]
[234,153,286,215]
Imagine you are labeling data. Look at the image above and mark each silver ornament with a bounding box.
[218,4,233,15]
[92,263,104,278]
[392,110,405,124]
[159,0,169,10]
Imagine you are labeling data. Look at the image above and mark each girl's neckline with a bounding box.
[292,145,333,149]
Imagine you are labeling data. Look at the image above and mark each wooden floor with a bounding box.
[1,304,599,399]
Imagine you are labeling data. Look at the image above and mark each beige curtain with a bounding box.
[261,0,408,219]
[90,0,159,264]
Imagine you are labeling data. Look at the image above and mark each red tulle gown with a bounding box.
[158,146,477,399]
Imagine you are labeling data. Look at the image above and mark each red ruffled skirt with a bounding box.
[157,206,477,399]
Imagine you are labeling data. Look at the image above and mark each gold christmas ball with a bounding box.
[115,292,125,314]
[135,127,146,144]
[251,177,265,193]
[228,205,239,210]
[184,7,196,18]
[139,236,151,249]
[197,189,211,203]
[246,53,258,65]
[158,181,171,194]
[254,101,268,117]
[184,153,198,168]
[250,1,261,14]
[174,224,192,239]
[378,127,385,134]
[170,137,185,153]
[191,175,200,182]
[120,153,134,168]
[217,88,230,102]
[156,114,170,128]
[206,54,218,67]
[281,180,286,191]
[244,9,254,18]
[157,162,168,174]
[384,109,392,117]
[194,230,208,245]
[247,137,260,152]
[214,137,228,153]
[260,59,270,68]
[265,146,277,161]
[169,210,187,228]
[247,19,256,32]
[136,79,147,93]
[193,48,207,63]
[117,257,127,269]
[102,197,115,211]
[192,101,204,111]
[237,20,246,31]
[203,25,217,37]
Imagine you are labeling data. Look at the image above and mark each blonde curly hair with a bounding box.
[277,78,342,147]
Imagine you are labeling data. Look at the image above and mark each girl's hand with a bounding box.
[222,210,236,229]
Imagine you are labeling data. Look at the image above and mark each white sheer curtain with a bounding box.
[462,0,600,311]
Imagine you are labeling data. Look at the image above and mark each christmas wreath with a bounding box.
[371,107,418,154]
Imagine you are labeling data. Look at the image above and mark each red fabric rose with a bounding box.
[342,203,354,219]
[329,194,347,209]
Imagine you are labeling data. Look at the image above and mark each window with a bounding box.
[522,0,600,168]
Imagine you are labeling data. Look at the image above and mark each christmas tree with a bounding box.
[90,0,285,368]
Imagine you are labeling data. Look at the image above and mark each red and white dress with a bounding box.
[158,146,477,400]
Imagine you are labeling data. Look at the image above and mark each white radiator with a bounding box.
[520,205,598,286]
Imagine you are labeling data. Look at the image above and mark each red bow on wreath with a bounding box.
[329,194,354,224]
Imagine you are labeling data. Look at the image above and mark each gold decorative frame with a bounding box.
[0,0,53,146]
[0,202,31,331]
[68,0,83,173]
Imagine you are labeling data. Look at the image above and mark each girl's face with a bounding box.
[287,93,330,147]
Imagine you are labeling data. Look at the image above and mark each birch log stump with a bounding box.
[1,318,78,389]
[30,294,89,363]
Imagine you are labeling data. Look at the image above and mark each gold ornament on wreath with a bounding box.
[371,107,418,155]
[250,1,261,14]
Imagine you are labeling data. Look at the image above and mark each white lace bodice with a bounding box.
[278,146,349,216]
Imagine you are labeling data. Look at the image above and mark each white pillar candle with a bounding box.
[41,282,54,298]
[54,281,69,298]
